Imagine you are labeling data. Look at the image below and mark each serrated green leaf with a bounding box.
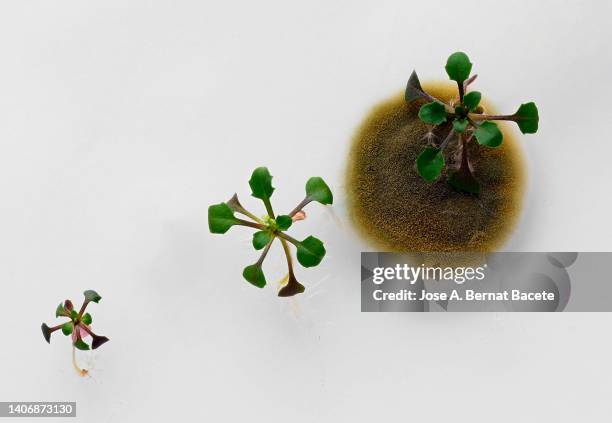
[277,273,305,297]
[448,169,481,194]
[445,51,472,83]
[276,215,292,231]
[463,91,481,111]
[252,231,272,250]
[208,203,239,234]
[418,102,447,125]
[83,290,102,304]
[405,70,426,102]
[474,121,503,147]
[305,177,333,205]
[62,322,74,336]
[248,167,275,200]
[82,313,92,325]
[56,303,66,318]
[296,236,326,268]
[515,102,539,134]
[452,118,469,133]
[74,339,90,351]
[416,147,445,182]
[242,264,266,288]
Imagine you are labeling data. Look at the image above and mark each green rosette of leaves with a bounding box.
[406,51,539,194]
[41,290,110,351]
[208,167,333,297]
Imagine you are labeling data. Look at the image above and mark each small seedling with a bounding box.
[406,51,539,194]
[208,167,333,297]
[41,290,109,375]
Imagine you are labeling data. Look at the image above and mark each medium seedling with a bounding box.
[41,290,109,375]
[208,167,333,297]
[406,51,539,194]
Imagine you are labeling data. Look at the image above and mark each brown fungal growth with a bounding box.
[346,82,526,252]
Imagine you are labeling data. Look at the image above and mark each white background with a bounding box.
[1,1,611,422]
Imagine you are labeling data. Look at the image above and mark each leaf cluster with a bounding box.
[208,167,333,297]
[41,290,109,350]
[406,52,539,194]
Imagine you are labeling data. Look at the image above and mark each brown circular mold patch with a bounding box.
[346,82,526,252]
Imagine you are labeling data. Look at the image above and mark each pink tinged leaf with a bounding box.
[292,211,307,222]
[64,300,74,311]
[72,325,90,342]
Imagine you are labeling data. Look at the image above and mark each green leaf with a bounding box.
[74,339,90,351]
[405,70,426,102]
[62,322,74,336]
[418,102,447,125]
[252,231,272,250]
[41,323,52,343]
[242,264,266,288]
[277,273,305,297]
[56,303,66,318]
[514,102,539,134]
[208,203,239,234]
[296,236,326,268]
[474,121,503,147]
[70,310,78,320]
[81,313,92,325]
[83,290,102,304]
[248,167,275,200]
[276,215,293,231]
[416,147,445,182]
[452,118,469,133]
[454,105,466,115]
[448,169,481,195]
[445,52,472,83]
[463,91,481,111]
[305,177,333,205]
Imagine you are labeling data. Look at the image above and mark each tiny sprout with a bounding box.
[406,51,539,194]
[41,290,109,375]
[208,167,333,297]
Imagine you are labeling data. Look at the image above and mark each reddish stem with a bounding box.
[289,197,311,217]
[470,113,516,121]
[457,81,465,102]
[77,301,89,319]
